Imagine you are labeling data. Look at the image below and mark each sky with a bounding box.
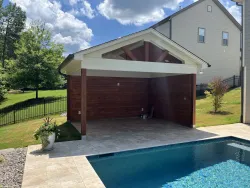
[3,0,241,56]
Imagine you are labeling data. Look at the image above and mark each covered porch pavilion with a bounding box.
[59,29,210,137]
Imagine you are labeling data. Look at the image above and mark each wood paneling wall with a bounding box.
[67,74,195,127]
[67,76,149,121]
[149,74,195,127]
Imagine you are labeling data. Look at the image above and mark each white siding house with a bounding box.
[154,0,241,84]
[243,0,250,123]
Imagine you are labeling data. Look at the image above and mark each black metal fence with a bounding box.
[0,97,67,126]
[196,75,241,96]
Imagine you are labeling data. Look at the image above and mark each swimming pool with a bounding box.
[87,137,250,188]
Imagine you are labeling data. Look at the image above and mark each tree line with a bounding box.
[0,0,65,100]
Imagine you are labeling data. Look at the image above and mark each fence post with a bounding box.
[13,109,15,124]
[200,84,202,96]
[44,98,46,116]
[233,75,236,88]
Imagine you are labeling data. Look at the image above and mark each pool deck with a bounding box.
[22,119,250,188]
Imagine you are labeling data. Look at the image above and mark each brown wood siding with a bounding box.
[68,74,195,127]
[149,74,195,127]
[68,76,149,121]
[87,77,149,119]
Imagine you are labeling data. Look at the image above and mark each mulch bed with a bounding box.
[0,148,27,188]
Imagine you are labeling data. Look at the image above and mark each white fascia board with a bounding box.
[81,58,198,74]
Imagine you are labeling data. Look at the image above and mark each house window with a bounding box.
[207,5,212,12]
[222,31,229,46]
[198,28,205,43]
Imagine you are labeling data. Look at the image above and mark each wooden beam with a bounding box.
[122,47,137,60]
[81,69,87,135]
[67,76,71,121]
[156,50,168,62]
[144,41,149,61]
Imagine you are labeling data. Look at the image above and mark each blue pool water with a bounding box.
[87,137,250,188]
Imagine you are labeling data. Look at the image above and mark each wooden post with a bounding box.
[144,41,149,61]
[81,69,87,135]
[191,74,196,127]
[67,76,71,121]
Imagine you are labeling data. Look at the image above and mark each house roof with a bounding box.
[59,28,211,75]
[151,0,242,30]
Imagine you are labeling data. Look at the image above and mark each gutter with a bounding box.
[58,54,74,77]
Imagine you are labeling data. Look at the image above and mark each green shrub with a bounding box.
[205,77,229,113]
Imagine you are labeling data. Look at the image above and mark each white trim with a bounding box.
[81,58,198,75]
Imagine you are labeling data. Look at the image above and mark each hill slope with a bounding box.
[196,87,241,127]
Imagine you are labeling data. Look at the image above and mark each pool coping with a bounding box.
[87,136,250,160]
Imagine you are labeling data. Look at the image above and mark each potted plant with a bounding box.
[34,117,59,150]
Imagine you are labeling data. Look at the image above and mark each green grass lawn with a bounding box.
[0,90,67,126]
[0,115,81,150]
[196,87,241,127]
[0,87,242,149]
[0,90,66,109]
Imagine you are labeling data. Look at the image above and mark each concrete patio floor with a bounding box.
[22,119,250,188]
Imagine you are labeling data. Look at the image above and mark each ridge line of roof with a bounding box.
[151,0,241,30]
[151,0,206,28]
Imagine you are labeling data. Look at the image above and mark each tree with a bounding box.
[0,1,26,68]
[205,77,229,113]
[6,21,65,99]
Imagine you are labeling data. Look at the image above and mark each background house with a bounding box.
[153,0,241,84]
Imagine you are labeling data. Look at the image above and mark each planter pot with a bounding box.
[43,132,56,151]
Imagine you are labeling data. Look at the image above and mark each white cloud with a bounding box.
[80,1,95,19]
[228,5,241,23]
[97,0,184,26]
[10,0,93,55]
[69,0,79,6]
[69,0,96,19]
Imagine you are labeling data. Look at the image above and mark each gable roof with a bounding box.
[59,28,211,74]
[151,0,241,30]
